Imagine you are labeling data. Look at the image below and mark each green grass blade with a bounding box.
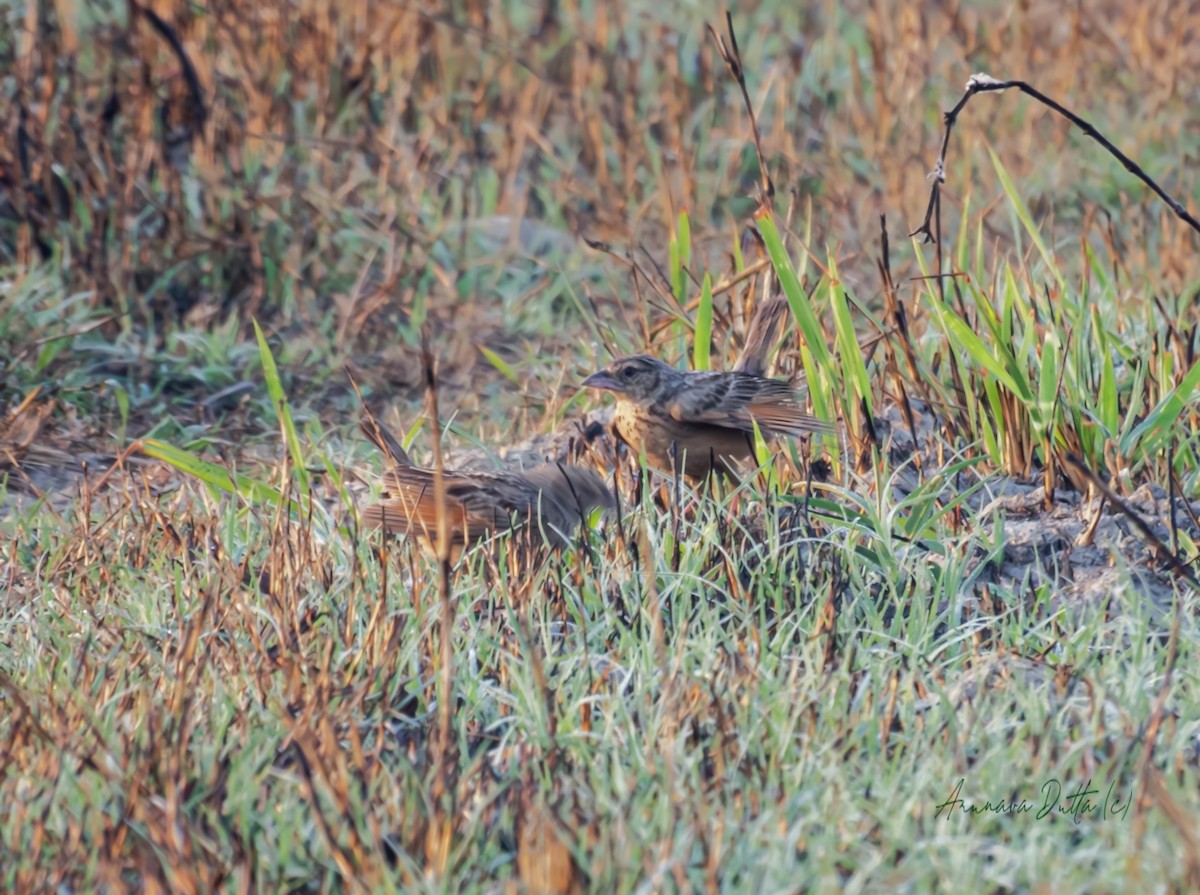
[756,214,831,368]
[254,319,309,495]
[1099,346,1118,436]
[670,210,691,304]
[142,438,288,506]
[756,213,835,435]
[693,273,713,371]
[1121,356,1200,456]
[1035,333,1061,438]
[827,255,872,415]
[478,345,520,385]
[932,295,1032,402]
[987,145,1066,293]
[678,210,691,276]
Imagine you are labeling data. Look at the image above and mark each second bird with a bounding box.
[582,355,834,481]
[360,418,613,560]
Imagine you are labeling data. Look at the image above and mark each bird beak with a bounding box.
[581,371,622,392]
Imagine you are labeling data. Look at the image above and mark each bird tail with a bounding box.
[359,413,414,468]
[734,293,789,376]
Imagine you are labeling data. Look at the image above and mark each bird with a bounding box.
[359,418,613,558]
[580,354,834,480]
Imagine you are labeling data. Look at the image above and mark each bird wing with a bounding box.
[664,372,833,437]
[362,467,525,545]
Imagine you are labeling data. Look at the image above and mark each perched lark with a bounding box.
[359,419,612,558]
[581,355,833,480]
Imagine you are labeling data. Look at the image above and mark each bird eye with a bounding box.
[620,366,636,380]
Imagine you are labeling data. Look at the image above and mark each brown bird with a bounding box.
[581,355,834,480]
[359,419,612,558]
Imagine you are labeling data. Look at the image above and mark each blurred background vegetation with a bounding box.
[3,0,1195,441]
[3,1,1200,892]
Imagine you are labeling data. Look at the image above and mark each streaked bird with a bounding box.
[359,418,612,558]
[581,354,833,480]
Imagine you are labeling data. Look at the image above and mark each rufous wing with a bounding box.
[363,467,503,546]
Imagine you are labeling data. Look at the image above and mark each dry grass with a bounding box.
[3,0,1200,891]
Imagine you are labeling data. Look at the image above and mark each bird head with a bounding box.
[581,355,676,404]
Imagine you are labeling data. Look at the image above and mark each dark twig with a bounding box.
[707,13,774,205]
[1168,437,1180,558]
[1063,453,1200,590]
[911,73,1200,244]
[135,4,207,133]
[582,236,674,307]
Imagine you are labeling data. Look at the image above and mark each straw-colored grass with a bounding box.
[3,0,1199,891]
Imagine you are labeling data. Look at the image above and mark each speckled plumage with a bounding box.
[582,355,833,480]
[360,419,612,557]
